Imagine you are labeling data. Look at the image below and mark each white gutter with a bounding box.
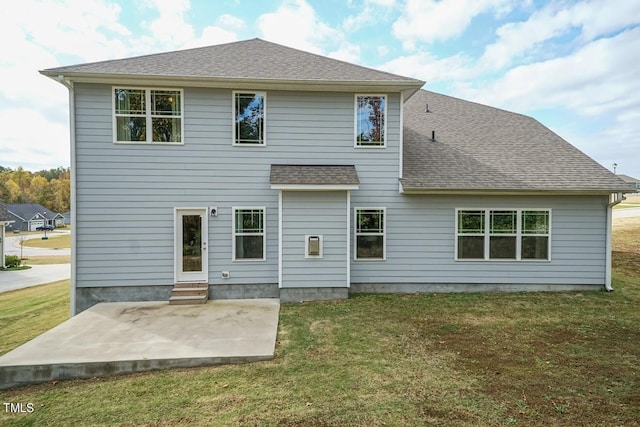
[58,75,77,315]
[605,192,624,292]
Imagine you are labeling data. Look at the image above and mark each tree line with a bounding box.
[0,166,70,213]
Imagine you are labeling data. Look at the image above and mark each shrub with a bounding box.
[4,255,21,268]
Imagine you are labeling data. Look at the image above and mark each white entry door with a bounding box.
[175,209,208,283]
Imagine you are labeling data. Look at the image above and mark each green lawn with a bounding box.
[21,234,71,249]
[0,280,70,356]
[1,220,639,426]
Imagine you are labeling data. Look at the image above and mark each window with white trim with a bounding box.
[233,92,265,145]
[355,208,385,260]
[233,208,265,260]
[355,95,386,147]
[113,88,182,143]
[456,209,550,261]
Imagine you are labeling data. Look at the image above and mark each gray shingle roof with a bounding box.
[41,38,424,86]
[6,204,62,221]
[617,174,639,184]
[402,90,632,193]
[270,165,359,186]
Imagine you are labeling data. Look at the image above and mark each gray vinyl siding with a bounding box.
[73,82,608,292]
[281,191,348,288]
[73,84,400,289]
[350,195,609,286]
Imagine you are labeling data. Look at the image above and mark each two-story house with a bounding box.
[41,39,632,315]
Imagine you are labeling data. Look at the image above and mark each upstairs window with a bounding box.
[355,95,386,147]
[113,88,182,143]
[234,92,265,145]
[456,209,551,261]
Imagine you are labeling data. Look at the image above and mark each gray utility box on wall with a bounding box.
[305,235,322,258]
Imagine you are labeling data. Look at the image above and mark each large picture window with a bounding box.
[355,95,386,147]
[456,209,551,261]
[234,92,265,145]
[355,208,385,260]
[114,88,182,143]
[233,208,266,261]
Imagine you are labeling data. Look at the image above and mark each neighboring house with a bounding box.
[617,174,640,197]
[0,202,15,268]
[6,204,65,232]
[40,38,633,315]
[62,211,71,225]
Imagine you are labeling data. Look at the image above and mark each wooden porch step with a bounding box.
[169,283,209,305]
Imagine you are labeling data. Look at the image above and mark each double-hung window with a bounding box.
[233,92,265,145]
[521,210,550,260]
[233,208,266,261]
[355,95,386,147]
[355,208,385,260]
[456,209,550,261]
[113,88,182,143]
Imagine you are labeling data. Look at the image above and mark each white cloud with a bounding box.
[216,14,246,30]
[379,50,472,83]
[343,0,396,31]
[392,0,514,50]
[257,0,342,54]
[462,28,640,117]
[8,0,130,62]
[328,43,362,63]
[0,108,70,170]
[139,0,196,49]
[196,26,238,47]
[137,0,239,51]
[479,0,640,70]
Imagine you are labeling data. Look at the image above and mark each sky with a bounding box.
[1,0,639,179]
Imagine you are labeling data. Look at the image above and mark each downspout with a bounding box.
[605,192,624,292]
[58,75,77,315]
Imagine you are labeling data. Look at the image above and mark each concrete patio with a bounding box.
[0,299,280,389]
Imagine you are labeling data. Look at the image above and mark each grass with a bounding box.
[0,266,31,272]
[21,234,71,249]
[613,196,640,209]
[1,219,639,426]
[0,280,70,356]
[21,255,71,265]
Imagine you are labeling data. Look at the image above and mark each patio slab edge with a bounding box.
[0,354,273,390]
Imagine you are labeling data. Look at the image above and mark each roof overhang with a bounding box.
[40,71,425,97]
[270,164,360,190]
[271,184,359,191]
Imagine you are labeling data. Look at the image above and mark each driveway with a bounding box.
[0,264,71,293]
[613,207,640,219]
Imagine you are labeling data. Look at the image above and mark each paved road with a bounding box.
[0,264,71,293]
[613,207,640,219]
[4,230,71,257]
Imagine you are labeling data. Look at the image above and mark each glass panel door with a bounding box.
[182,214,202,272]
[176,209,208,282]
